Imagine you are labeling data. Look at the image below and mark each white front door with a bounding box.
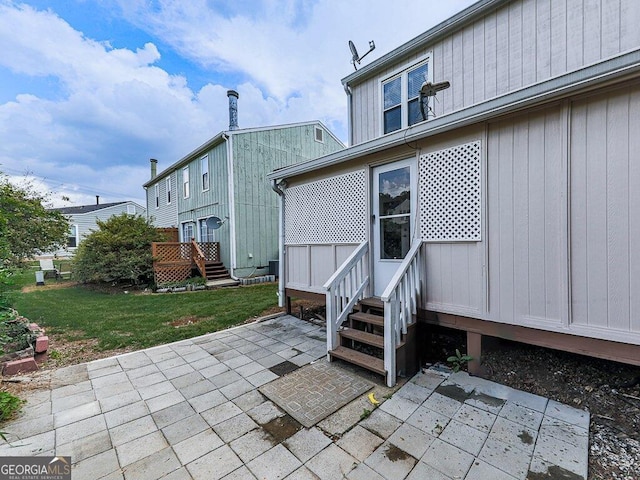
[372,159,416,296]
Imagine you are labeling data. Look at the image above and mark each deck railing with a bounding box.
[381,239,424,387]
[152,241,220,285]
[323,242,370,355]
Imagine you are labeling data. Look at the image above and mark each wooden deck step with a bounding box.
[349,311,384,328]
[359,297,383,310]
[329,346,385,376]
[339,328,383,348]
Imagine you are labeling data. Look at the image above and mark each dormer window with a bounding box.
[381,56,432,134]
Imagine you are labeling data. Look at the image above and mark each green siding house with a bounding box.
[143,90,344,279]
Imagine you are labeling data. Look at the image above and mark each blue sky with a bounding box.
[0,0,476,207]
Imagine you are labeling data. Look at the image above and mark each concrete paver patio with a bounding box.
[0,315,589,479]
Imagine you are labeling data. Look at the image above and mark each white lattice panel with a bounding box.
[419,141,481,241]
[285,170,367,244]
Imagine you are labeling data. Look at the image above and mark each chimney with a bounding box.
[150,158,158,179]
[96,195,100,205]
[227,90,239,131]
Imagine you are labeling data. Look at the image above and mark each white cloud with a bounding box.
[0,0,476,207]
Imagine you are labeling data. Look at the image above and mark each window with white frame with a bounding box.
[154,184,159,208]
[182,166,190,198]
[314,126,324,143]
[382,57,431,134]
[201,155,209,192]
[127,204,136,214]
[198,219,215,243]
[166,177,171,204]
[182,222,195,242]
[67,225,78,248]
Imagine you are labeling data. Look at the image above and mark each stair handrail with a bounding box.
[323,242,370,355]
[191,239,207,278]
[381,238,424,387]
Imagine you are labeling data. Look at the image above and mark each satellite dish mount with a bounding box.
[349,40,375,71]
[419,80,451,120]
[205,216,226,230]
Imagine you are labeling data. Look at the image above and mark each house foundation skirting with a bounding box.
[420,310,640,376]
[285,288,326,315]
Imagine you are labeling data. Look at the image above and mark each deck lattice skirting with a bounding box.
[152,241,221,285]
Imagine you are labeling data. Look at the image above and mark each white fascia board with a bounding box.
[269,49,640,182]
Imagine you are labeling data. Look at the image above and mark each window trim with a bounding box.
[166,177,172,205]
[67,224,79,249]
[127,204,136,215]
[182,166,190,199]
[201,155,209,192]
[181,221,195,242]
[314,126,324,143]
[379,53,432,135]
[154,184,160,209]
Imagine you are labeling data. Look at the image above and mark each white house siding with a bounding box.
[350,0,640,144]
[486,105,568,329]
[146,172,178,228]
[283,169,367,293]
[570,84,640,341]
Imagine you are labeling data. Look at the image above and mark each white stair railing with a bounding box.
[381,239,424,387]
[323,242,370,356]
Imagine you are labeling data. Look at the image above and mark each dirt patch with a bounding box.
[385,444,410,462]
[21,282,78,293]
[261,415,302,443]
[169,315,209,328]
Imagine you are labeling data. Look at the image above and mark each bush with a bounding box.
[73,214,166,285]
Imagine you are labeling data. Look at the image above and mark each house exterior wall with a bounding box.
[232,123,344,277]
[51,202,146,257]
[146,171,178,228]
[348,0,640,144]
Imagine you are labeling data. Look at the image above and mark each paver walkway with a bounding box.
[0,315,589,479]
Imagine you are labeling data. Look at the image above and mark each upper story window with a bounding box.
[201,155,209,192]
[166,177,172,205]
[381,56,431,134]
[154,184,159,209]
[314,126,324,143]
[127,204,136,214]
[182,166,190,199]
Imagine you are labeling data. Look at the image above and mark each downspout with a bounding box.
[271,179,286,307]
[344,83,353,146]
[223,132,239,280]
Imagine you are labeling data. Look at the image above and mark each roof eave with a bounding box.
[272,49,640,181]
[342,0,509,88]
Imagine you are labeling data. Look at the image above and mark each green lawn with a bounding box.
[7,270,280,351]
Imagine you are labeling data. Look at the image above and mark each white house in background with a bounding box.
[269,0,640,387]
[46,200,145,258]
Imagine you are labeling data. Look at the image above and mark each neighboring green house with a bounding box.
[143,90,344,279]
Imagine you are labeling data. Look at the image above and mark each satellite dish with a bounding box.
[206,216,223,230]
[348,40,376,71]
[419,81,451,120]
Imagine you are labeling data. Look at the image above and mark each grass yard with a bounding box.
[7,269,280,353]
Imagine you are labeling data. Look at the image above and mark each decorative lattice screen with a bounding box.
[419,141,481,241]
[285,170,367,244]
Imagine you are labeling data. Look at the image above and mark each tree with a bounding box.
[0,174,69,267]
[73,213,165,285]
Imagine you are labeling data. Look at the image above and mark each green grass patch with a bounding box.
[0,391,24,423]
[9,277,280,351]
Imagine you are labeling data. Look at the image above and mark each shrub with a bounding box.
[73,214,166,285]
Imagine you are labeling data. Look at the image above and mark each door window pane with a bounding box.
[380,217,410,259]
[379,167,411,216]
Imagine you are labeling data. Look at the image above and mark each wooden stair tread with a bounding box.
[339,328,383,348]
[349,311,384,327]
[329,346,385,375]
[359,297,384,309]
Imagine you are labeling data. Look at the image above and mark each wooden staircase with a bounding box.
[204,261,231,281]
[329,297,416,379]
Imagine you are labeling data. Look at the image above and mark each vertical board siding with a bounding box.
[147,172,178,228]
[487,106,566,325]
[285,244,358,292]
[350,0,635,145]
[571,86,640,333]
[233,124,343,271]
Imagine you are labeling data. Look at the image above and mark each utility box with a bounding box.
[35,271,45,286]
[269,260,279,277]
